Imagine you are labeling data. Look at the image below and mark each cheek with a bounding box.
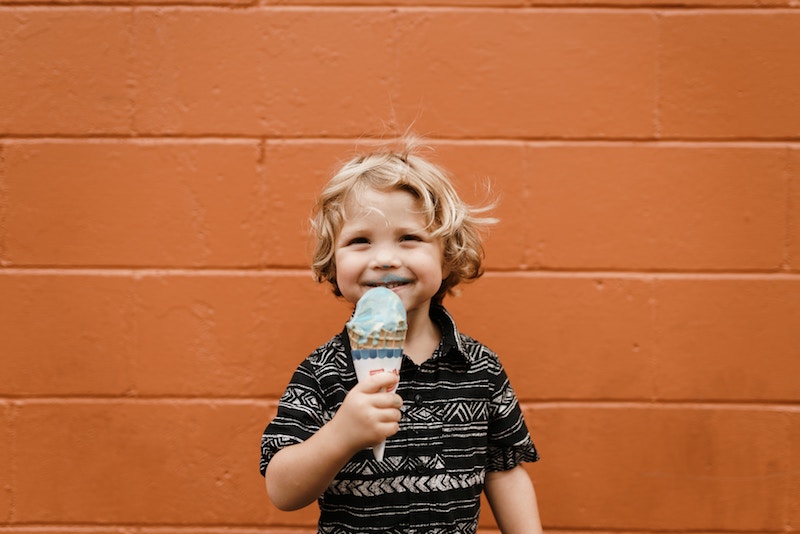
[333,252,359,282]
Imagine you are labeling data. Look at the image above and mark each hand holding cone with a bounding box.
[346,287,407,461]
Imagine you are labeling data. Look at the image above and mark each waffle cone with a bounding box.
[348,326,407,350]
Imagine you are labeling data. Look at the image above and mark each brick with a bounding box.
[789,148,800,272]
[0,530,129,534]
[447,275,656,401]
[264,0,792,3]
[130,272,346,397]
[265,0,524,5]
[13,401,279,524]
[394,11,658,138]
[528,405,794,530]
[447,274,800,403]
[0,530,316,534]
[522,144,787,270]
[789,410,800,529]
[4,141,264,267]
[1,144,7,265]
[131,8,267,135]
[651,277,800,401]
[536,0,789,3]
[265,0,788,4]
[0,272,347,397]
[0,274,139,396]
[0,0,253,4]
[0,9,133,135]
[0,403,11,518]
[660,12,800,138]
[133,9,396,136]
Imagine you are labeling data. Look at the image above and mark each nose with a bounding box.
[371,243,401,269]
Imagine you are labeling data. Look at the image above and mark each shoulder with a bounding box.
[291,331,356,395]
[304,331,350,368]
[456,332,504,372]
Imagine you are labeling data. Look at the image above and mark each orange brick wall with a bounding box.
[1,1,798,533]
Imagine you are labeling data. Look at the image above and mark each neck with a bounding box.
[403,304,441,365]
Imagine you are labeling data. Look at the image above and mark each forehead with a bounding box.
[342,186,425,221]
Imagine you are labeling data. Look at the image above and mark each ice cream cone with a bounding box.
[346,287,407,461]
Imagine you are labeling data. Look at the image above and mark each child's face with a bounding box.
[334,187,447,320]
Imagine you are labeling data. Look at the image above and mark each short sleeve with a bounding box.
[485,358,539,472]
[260,361,328,476]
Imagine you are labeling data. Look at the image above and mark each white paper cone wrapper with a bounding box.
[352,347,403,461]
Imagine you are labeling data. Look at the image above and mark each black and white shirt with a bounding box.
[260,304,539,533]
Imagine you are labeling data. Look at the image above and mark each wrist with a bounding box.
[321,414,366,459]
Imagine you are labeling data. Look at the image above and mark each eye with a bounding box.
[345,237,370,246]
[400,234,422,242]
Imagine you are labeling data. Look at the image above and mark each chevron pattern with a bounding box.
[319,523,478,534]
[329,470,485,497]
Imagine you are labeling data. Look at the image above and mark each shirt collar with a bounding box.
[430,302,472,364]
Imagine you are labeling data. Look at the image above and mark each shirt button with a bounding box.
[414,394,423,406]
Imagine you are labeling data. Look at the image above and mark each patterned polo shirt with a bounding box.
[260,304,539,533]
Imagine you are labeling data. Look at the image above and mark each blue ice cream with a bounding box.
[346,287,407,346]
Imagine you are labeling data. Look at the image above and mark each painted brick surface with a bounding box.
[133,9,398,136]
[449,275,800,402]
[0,403,11,518]
[522,145,788,270]
[0,273,344,396]
[651,277,800,401]
[0,9,134,135]
[790,414,800,527]
[790,147,800,271]
[4,141,265,266]
[394,11,659,138]
[2,1,799,533]
[13,401,272,523]
[530,405,797,530]
[448,276,657,401]
[659,12,800,138]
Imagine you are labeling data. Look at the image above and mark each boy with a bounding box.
[260,140,542,533]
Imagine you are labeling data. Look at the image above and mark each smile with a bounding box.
[366,275,412,289]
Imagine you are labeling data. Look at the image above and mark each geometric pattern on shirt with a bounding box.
[440,401,489,423]
[328,469,485,497]
[338,454,444,476]
[319,524,478,534]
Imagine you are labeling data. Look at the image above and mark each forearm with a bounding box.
[484,466,543,534]
[265,421,357,510]
[265,372,402,511]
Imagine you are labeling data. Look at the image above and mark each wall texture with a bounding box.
[1,1,799,533]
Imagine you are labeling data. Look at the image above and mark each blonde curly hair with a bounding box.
[310,138,497,302]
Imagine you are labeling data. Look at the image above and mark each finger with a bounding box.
[359,371,399,393]
[373,392,403,409]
